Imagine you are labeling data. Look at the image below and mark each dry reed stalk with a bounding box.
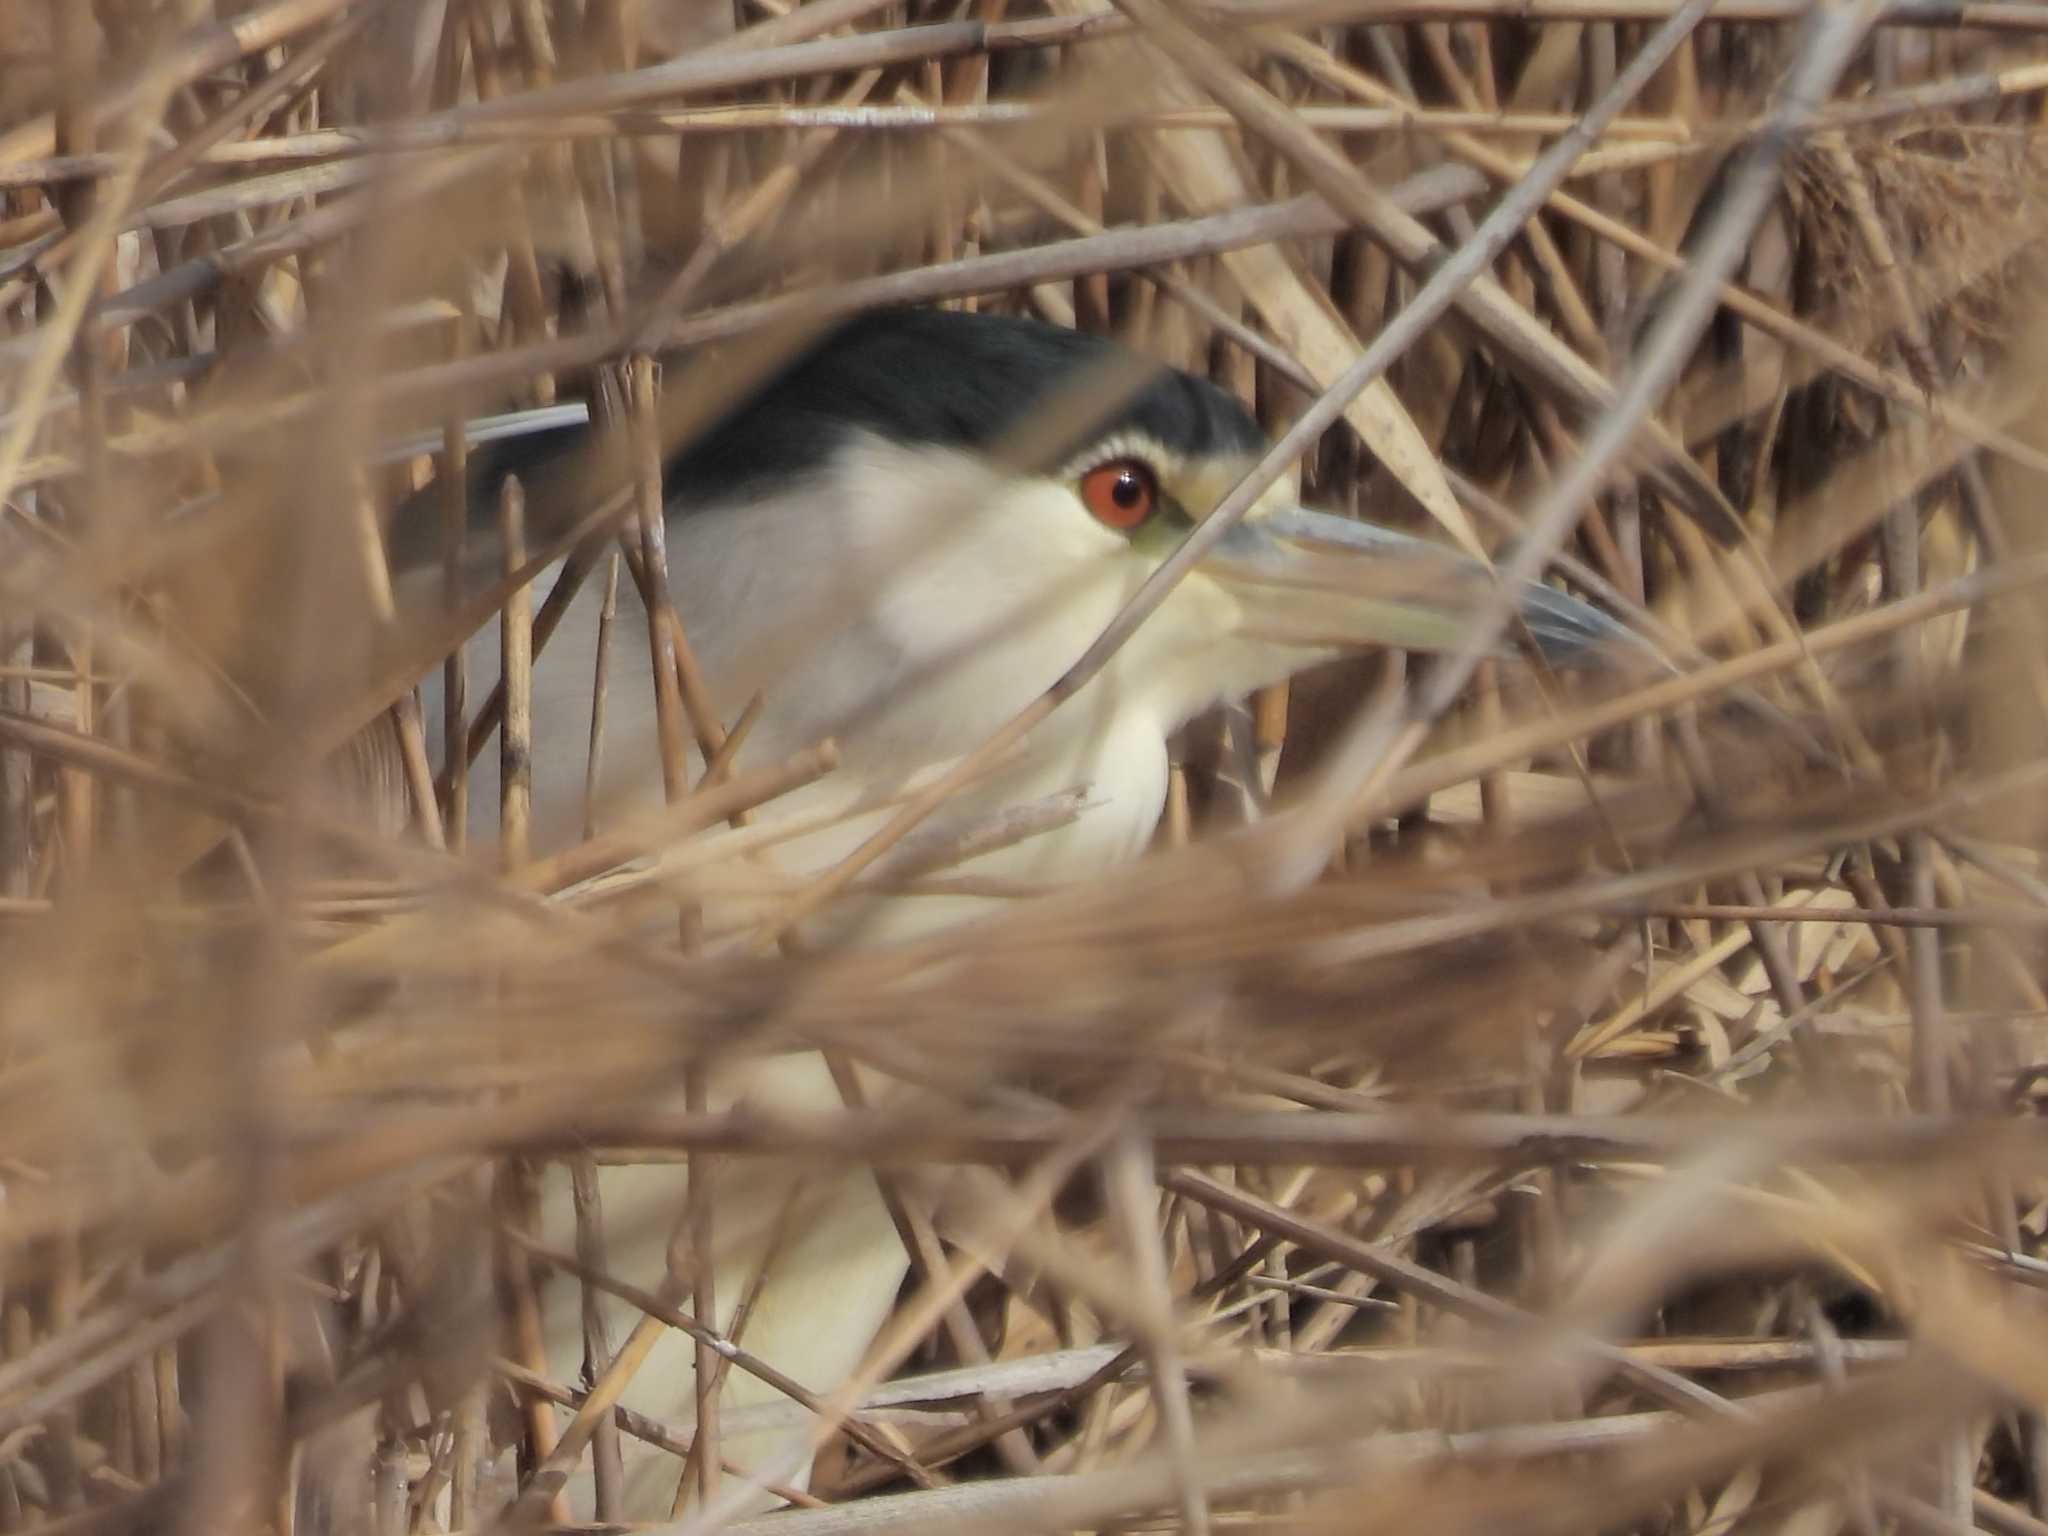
[7,2,2048,1535]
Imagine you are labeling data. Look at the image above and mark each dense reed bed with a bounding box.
[7,2,2048,1534]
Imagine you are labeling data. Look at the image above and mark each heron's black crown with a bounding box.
[670,307,1269,503]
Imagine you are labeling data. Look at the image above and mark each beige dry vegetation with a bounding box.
[6,2,2048,1535]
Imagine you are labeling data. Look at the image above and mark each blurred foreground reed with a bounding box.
[8,2,2048,1534]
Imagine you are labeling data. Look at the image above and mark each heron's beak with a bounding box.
[1202,506,1633,665]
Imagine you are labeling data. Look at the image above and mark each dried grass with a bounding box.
[6,2,2048,1535]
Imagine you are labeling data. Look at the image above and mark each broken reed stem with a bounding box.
[451,537,610,798]
[441,309,472,853]
[8,5,2048,1535]
[683,1064,719,1511]
[499,475,533,870]
[1104,1132,1208,1536]
[620,351,721,1503]
[569,1156,624,1521]
[449,1385,486,1529]
[493,1164,570,1528]
[389,691,445,851]
[490,472,561,1521]
[48,0,116,892]
[624,356,690,806]
[585,549,622,842]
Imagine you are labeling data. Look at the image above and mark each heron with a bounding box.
[375,304,1629,1519]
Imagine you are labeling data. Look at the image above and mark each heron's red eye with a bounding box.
[1078,459,1158,531]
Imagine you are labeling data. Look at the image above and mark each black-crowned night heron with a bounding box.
[382,305,1626,1518]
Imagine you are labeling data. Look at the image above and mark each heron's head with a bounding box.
[672,308,1627,750]
[383,307,1634,782]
